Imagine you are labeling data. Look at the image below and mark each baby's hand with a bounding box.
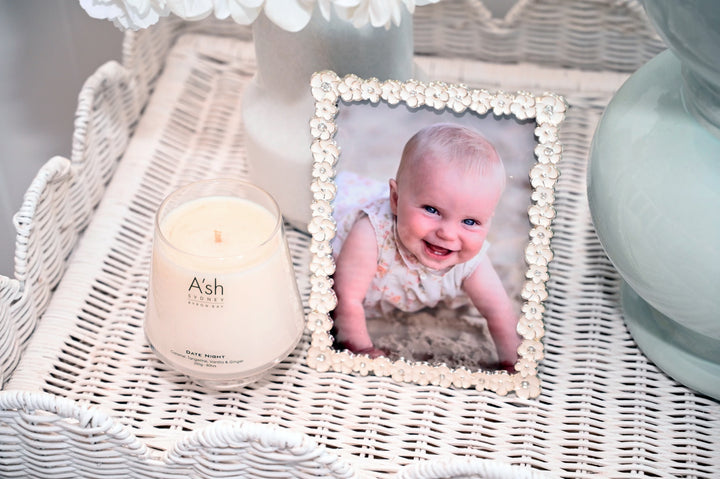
[355,346,387,359]
[336,339,386,359]
[498,360,517,374]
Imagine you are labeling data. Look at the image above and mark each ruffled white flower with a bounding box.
[309,253,335,276]
[446,84,471,113]
[486,371,513,396]
[310,138,340,165]
[311,71,340,102]
[530,163,559,189]
[307,346,332,372]
[536,94,567,126]
[531,185,555,207]
[522,301,545,322]
[535,124,558,144]
[308,216,336,242]
[308,288,336,314]
[490,91,513,116]
[518,339,544,362]
[535,142,562,165]
[473,372,488,391]
[81,0,440,31]
[372,356,393,376]
[309,274,333,293]
[400,80,426,109]
[469,89,492,115]
[315,101,339,122]
[310,178,336,201]
[409,362,436,386]
[380,79,404,105]
[312,160,334,183]
[510,91,536,120]
[331,350,355,374]
[310,116,336,140]
[353,355,372,376]
[338,74,363,102]
[310,199,333,218]
[312,330,334,349]
[525,242,553,266]
[390,358,410,382]
[517,315,544,341]
[335,0,440,29]
[371,355,393,376]
[306,310,333,332]
[529,225,553,246]
[521,280,548,304]
[214,0,263,26]
[79,0,170,30]
[360,78,382,103]
[451,366,475,389]
[260,0,316,32]
[515,374,541,400]
[168,0,215,21]
[526,263,549,284]
[309,237,333,257]
[424,82,449,110]
[431,364,453,388]
[528,204,555,228]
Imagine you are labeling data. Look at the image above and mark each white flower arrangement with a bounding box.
[79,0,440,32]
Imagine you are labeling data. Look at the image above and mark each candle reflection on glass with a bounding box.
[144,179,304,387]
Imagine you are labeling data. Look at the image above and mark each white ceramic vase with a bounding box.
[242,7,415,231]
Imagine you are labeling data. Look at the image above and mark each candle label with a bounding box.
[187,276,225,308]
[169,349,244,369]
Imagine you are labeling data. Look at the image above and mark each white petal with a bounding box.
[263,0,314,32]
[166,0,214,20]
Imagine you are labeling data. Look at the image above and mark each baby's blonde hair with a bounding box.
[397,123,505,189]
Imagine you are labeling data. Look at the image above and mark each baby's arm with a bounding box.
[462,256,522,369]
[332,215,384,357]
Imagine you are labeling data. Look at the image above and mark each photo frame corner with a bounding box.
[305,69,568,400]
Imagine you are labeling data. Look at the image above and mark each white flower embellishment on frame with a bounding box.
[306,71,566,399]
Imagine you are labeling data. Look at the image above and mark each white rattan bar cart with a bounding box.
[1,1,719,478]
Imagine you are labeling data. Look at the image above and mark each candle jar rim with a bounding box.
[155,178,283,261]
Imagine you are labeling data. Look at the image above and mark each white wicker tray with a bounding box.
[2,2,719,478]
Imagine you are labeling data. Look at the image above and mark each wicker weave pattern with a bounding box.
[1,1,719,478]
[413,0,665,73]
[0,60,141,384]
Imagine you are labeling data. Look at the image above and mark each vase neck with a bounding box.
[251,7,414,100]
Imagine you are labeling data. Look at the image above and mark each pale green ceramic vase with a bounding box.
[587,1,720,399]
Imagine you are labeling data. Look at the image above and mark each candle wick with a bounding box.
[214,230,222,243]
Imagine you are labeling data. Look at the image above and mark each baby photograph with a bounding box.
[330,98,537,372]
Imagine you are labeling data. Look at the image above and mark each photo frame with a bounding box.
[305,71,566,399]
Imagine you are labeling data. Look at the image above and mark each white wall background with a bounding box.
[0,0,123,276]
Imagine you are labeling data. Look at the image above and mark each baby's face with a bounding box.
[390,159,503,271]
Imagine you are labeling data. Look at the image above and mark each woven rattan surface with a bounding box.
[1,1,719,478]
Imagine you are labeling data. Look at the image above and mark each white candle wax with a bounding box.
[145,189,304,385]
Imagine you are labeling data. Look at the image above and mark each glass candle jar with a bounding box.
[144,179,304,387]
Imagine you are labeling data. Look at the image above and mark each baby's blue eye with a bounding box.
[423,206,438,214]
[463,218,478,226]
